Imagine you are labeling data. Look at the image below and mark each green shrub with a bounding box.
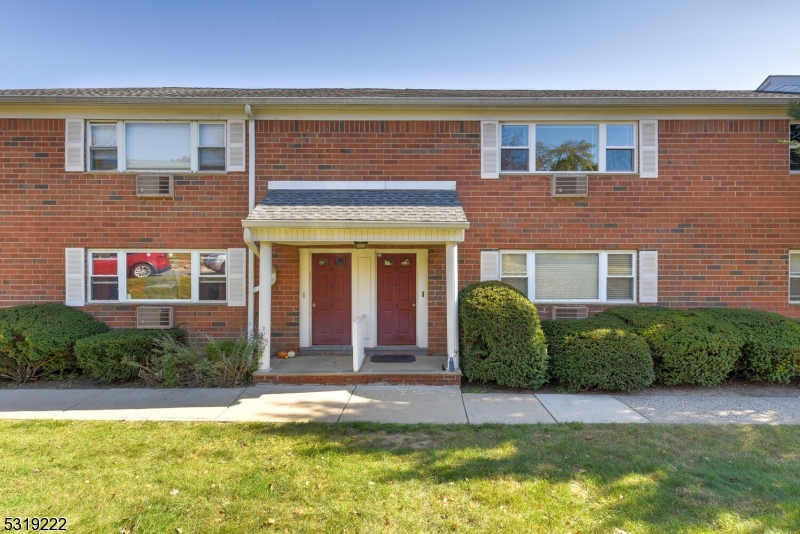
[133,333,198,387]
[459,281,548,388]
[195,332,266,387]
[606,306,743,386]
[131,330,265,387]
[697,308,800,383]
[75,328,186,383]
[0,303,109,383]
[542,314,654,393]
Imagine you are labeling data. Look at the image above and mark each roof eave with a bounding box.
[0,95,797,108]
[241,219,470,230]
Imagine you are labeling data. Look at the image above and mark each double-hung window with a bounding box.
[500,251,637,302]
[87,250,228,303]
[790,252,800,302]
[499,123,637,173]
[81,120,243,172]
[790,124,800,172]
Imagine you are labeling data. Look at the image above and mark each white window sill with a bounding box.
[86,301,227,305]
[499,171,639,176]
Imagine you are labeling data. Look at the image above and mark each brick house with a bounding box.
[1,77,798,377]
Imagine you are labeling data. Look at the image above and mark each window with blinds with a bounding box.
[501,253,528,296]
[83,120,235,172]
[607,253,634,300]
[493,251,637,302]
[790,253,800,302]
[535,253,599,300]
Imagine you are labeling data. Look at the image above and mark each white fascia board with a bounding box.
[241,219,470,230]
[267,180,456,191]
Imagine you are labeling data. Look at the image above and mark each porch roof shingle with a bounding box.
[246,188,468,226]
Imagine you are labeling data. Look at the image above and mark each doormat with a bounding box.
[369,354,417,363]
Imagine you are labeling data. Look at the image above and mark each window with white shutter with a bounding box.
[227,120,246,172]
[227,248,247,306]
[65,119,85,172]
[638,250,658,303]
[481,121,499,179]
[639,120,658,178]
[65,248,85,306]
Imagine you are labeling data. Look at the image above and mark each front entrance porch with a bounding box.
[242,181,470,378]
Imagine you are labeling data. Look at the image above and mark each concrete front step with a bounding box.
[253,371,462,386]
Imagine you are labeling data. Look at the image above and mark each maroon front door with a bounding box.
[377,254,417,345]
[312,254,352,345]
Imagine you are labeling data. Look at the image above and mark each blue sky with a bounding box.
[0,0,795,90]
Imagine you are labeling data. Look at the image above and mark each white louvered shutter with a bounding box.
[227,248,247,306]
[65,248,85,306]
[227,120,246,172]
[480,251,500,281]
[639,120,658,178]
[65,119,84,171]
[639,250,658,303]
[481,121,499,179]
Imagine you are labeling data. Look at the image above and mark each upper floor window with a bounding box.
[790,124,800,172]
[499,123,636,173]
[65,119,245,173]
[88,122,228,172]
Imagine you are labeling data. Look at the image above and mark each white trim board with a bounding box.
[268,180,456,191]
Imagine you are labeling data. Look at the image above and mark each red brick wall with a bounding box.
[457,119,799,319]
[0,118,250,339]
[3,117,798,352]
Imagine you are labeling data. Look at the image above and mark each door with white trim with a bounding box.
[377,254,416,345]
[311,253,352,345]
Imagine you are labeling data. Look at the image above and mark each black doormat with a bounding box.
[369,354,417,363]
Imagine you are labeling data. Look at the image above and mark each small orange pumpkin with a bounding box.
[277,350,289,359]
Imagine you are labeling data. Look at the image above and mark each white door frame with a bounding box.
[299,248,428,349]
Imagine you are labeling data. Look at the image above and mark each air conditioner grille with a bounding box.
[136,175,174,198]
[136,307,174,329]
[551,174,588,197]
[552,306,589,320]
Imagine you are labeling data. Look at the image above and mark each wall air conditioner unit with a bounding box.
[136,174,174,198]
[136,307,174,329]
[552,306,589,320]
[551,174,588,198]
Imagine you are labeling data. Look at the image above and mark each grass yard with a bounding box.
[0,421,798,533]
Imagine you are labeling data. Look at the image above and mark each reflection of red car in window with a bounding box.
[93,252,172,278]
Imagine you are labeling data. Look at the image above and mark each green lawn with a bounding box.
[1,421,798,533]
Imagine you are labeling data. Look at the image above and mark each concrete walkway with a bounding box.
[1,385,799,424]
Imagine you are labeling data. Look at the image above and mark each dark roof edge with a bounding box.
[0,95,797,108]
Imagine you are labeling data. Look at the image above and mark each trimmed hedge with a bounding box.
[542,314,654,393]
[0,303,109,383]
[459,281,548,388]
[697,308,800,383]
[75,328,186,383]
[606,306,744,386]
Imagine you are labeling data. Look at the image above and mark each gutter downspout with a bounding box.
[245,104,256,336]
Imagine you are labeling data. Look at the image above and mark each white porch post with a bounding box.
[445,241,459,371]
[258,241,273,371]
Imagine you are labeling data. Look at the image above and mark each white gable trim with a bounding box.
[268,180,456,191]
